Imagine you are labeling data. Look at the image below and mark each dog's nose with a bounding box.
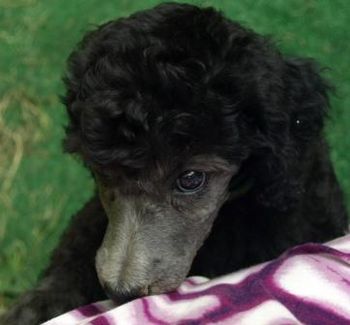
[103,284,145,305]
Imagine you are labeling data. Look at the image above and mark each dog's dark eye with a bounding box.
[176,171,206,193]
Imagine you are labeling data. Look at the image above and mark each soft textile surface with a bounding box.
[44,234,350,325]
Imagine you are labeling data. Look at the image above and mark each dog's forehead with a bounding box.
[65,4,255,174]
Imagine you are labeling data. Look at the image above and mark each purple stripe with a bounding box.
[282,243,350,260]
[325,265,350,287]
[268,290,350,325]
[90,314,115,325]
[177,275,272,324]
[75,303,103,317]
[142,299,168,325]
[164,263,278,324]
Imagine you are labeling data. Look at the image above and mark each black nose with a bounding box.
[103,285,144,305]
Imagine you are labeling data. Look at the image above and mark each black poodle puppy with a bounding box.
[2,3,348,324]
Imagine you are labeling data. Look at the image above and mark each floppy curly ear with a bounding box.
[283,58,331,139]
[250,58,331,211]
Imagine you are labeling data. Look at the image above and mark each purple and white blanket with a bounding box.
[44,234,350,325]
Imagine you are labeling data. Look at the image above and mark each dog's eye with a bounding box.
[176,171,206,193]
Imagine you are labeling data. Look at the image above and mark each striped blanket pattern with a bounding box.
[44,234,350,325]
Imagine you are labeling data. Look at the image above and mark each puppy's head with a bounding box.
[63,3,329,301]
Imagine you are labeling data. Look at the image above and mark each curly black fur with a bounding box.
[63,4,333,212]
[2,3,347,324]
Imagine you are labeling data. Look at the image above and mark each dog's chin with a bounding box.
[103,279,184,305]
[103,285,147,305]
[147,278,184,295]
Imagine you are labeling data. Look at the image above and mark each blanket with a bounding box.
[43,234,350,325]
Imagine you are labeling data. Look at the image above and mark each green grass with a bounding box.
[0,0,349,313]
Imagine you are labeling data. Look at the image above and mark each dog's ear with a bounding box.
[249,58,331,211]
[283,58,331,140]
